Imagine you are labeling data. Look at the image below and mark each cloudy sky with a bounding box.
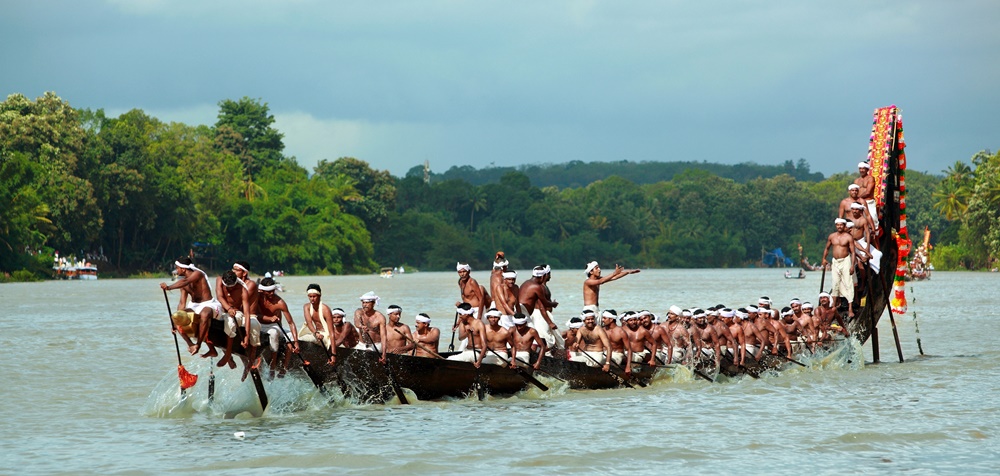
[3,1,998,178]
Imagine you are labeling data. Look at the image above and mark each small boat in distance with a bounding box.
[53,255,98,280]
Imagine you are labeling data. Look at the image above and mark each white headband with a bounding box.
[846,221,855,228]
[485,308,502,318]
[835,218,848,225]
[456,307,475,316]
[720,309,735,318]
[858,161,870,169]
[585,261,598,276]
[233,263,248,273]
[415,313,431,323]
[602,310,618,319]
[668,305,682,316]
[512,315,529,325]
[848,184,860,190]
[802,302,814,309]
[359,291,380,308]
[456,262,471,272]
[306,288,321,296]
[331,308,346,316]
[735,310,748,319]
[850,203,865,210]
[532,267,546,277]
[387,305,402,313]
[493,259,509,268]
[789,299,802,305]
[502,271,517,279]
[258,284,277,292]
[567,318,584,329]
[747,306,759,313]
[681,310,691,318]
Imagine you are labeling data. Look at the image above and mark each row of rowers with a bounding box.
[551,294,852,373]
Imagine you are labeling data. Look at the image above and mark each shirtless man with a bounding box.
[707,307,738,358]
[779,306,807,353]
[572,313,612,372]
[326,308,358,365]
[214,270,248,369]
[411,313,440,358]
[659,306,691,364]
[255,277,299,378]
[383,305,414,355]
[353,291,388,363]
[838,183,874,223]
[822,219,858,317]
[815,292,851,339]
[494,270,522,329]
[690,310,723,369]
[489,251,509,309]
[456,262,486,319]
[720,308,747,366]
[854,161,879,231]
[230,262,260,365]
[850,203,882,277]
[563,315,585,359]
[481,309,514,365]
[763,306,794,357]
[300,283,333,352]
[602,310,634,368]
[509,312,546,371]
[741,306,771,362]
[447,303,488,367]
[621,313,657,370]
[797,302,820,349]
[160,257,220,358]
[582,261,639,314]
[519,265,562,352]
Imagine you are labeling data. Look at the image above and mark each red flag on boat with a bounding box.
[178,365,198,390]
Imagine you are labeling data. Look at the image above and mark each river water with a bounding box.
[1,269,997,475]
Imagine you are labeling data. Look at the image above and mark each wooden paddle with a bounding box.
[466,328,487,400]
[483,347,549,391]
[819,266,827,293]
[580,349,635,389]
[276,319,328,392]
[361,328,409,404]
[162,289,198,394]
[512,356,567,382]
[447,312,460,351]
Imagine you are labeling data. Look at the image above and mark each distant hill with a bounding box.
[407,158,825,187]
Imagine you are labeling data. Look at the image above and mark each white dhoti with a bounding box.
[856,238,882,274]
[480,349,509,366]
[353,341,383,353]
[226,313,261,347]
[866,199,879,230]
[530,309,565,350]
[499,314,514,329]
[189,298,221,319]
[446,349,482,362]
[630,350,650,363]
[260,322,285,352]
[512,350,532,368]
[830,256,854,301]
[569,350,607,367]
[298,323,331,348]
[610,351,625,365]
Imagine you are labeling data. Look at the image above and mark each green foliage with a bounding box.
[929,243,972,270]
[928,150,1000,269]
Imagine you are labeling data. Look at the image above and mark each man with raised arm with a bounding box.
[160,257,221,359]
[353,291,388,363]
[582,261,640,314]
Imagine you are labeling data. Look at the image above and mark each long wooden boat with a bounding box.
[539,356,656,389]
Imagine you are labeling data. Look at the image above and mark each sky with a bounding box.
[3,0,998,178]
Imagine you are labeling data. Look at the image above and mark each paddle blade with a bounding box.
[178,365,198,389]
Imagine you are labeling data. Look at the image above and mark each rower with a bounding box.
[384,305,414,354]
[254,276,299,378]
[494,270,522,329]
[601,310,632,366]
[563,314,585,359]
[741,306,770,361]
[326,307,358,365]
[519,265,562,354]
[571,312,611,372]
[690,309,723,369]
[621,312,657,371]
[481,308,513,365]
[230,261,261,377]
[353,291,389,364]
[509,312,546,371]
[721,308,747,365]
[214,269,250,370]
[456,262,487,320]
[299,283,333,351]
[412,313,440,358]
[160,257,221,359]
[446,303,487,368]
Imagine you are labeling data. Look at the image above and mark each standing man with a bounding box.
[519,265,563,353]
[582,261,640,314]
[489,251,509,309]
[354,291,389,363]
[854,161,879,231]
[412,313,440,358]
[456,262,487,319]
[822,218,858,317]
[494,270,522,329]
[160,257,220,358]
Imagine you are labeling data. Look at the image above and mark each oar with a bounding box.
[467,329,487,400]
[276,319,328,392]
[819,266,827,293]
[771,348,807,367]
[361,329,409,404]
[247,366,269,415]
[483,347,549,391]
[208,359,215,402]
[162,289,197,394]
[580,349,635,389]
[512,356,567,382]
[394,328,445,359]
[447,312,460,351]
[723,349,760,379]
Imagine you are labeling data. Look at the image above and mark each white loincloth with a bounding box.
[189,298,221,319]
[831,256,854,300]
[446,349,482,363]
[298,323,331,348]
[569,350,607,367]
[856,238,882,274]
[866,199,879,230]
[480,349,509,366]
[530,309,565,350]
[610,351,625,365]
[225,312,261,347]
[260,322,285,352]
[354,341,383,353]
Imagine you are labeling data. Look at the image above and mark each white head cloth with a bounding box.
[503,271,517,279]
[846,221,855,228]
[543,265,551,275]
[858,161,871,169]
[532,266,546,277]
[485,308,502,318]
[789,298,802,305]
[331,308,346,316]
[747,306,759,313]
[850,203,865,210]
[415,313,431,323]
[387,305,402,314]
[835,218,848,225]
[585,261,598,276]
[802,302,814,310]
[493,259,509,268]
[602,310,618,320]
[456,307,475,316]
[720,309,735,318]
[681,310,692,318]
[848,184,860,191]
[668,305,682,316]
[512,315,529,325]
[233,263,248,273]
[568,318,584,329]
[456,262,471,272]
[359,291,380,308]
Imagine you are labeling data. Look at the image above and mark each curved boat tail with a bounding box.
[849,106,909,344]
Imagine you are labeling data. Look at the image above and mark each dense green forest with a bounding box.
[1,92,997,280]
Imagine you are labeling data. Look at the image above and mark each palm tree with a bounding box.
[943,160,973,184]
[932,179,969,221]
[468,188,487,231]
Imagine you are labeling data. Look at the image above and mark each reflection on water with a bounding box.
[1,270,998,474]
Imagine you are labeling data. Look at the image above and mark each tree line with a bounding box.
[1,92,994,280]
